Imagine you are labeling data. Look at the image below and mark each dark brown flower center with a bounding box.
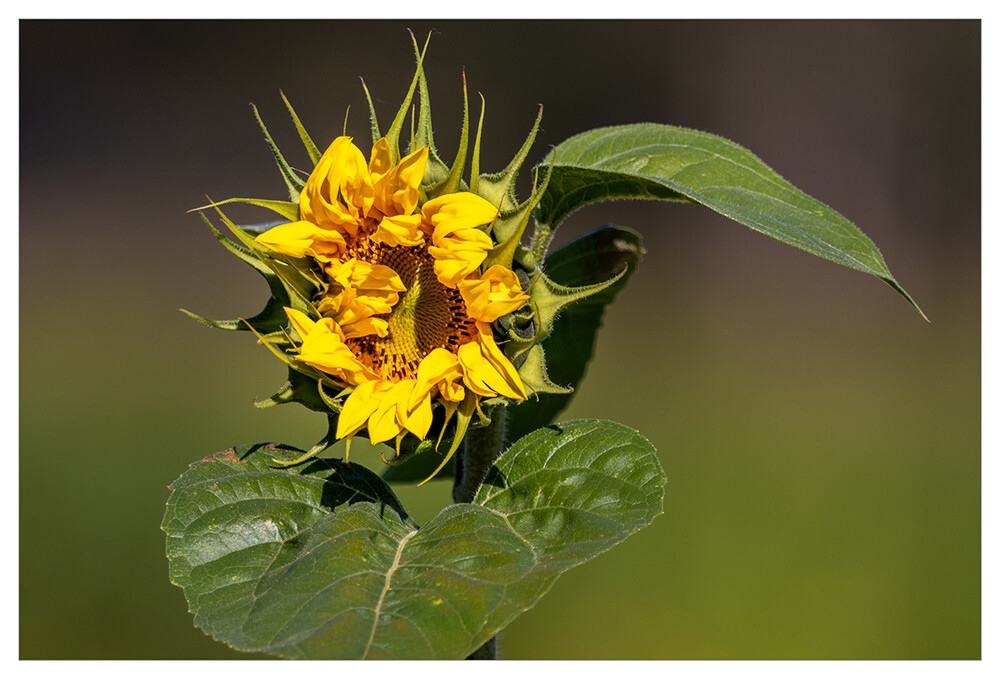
[343,243,476,381]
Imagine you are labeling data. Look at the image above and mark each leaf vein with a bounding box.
[361,528,418,659]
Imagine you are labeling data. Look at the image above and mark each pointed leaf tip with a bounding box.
[537,123,922,317]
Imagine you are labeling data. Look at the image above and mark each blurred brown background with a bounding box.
[20,20,979,658]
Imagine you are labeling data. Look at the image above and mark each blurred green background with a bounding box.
[20,20,979,659]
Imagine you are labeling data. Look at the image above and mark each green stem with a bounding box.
[452,406,507,504]
[452,406,508,659]
[466,636,497,660]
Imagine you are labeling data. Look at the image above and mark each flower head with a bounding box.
[186,44,594,480]
[255,136,528,450]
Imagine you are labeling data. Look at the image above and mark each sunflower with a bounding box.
[254,136,529,453]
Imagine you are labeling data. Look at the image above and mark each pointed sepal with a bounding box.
[183,213,299,334]
[251,104,306,200]
[192,197,299,222]
[476,106,543,210]
[381,30,429,164]
[212,206,322,316]
[485,160,553,271]
[531,263,627,342]
[254,367,344,414]
[361,78,382,145]
[281,90,321,166]
[435,72,470,197]
[180,293,288,334]
[470,94,486,195]
[410,33,451,191]
[516,344,574,397]
[506,225,645,444]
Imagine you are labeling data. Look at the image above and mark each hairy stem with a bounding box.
[466,636,497,660]
[452,406,508,659]
[452,406,507,504]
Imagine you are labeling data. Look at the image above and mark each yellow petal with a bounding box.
[458,265,529,322]
[457,326,526,400]
[476,323,527,400]
[339,315,389,339]
[320,295,388,338]
[332,258,405,293]
[352,289,399,316]
[410,348,464,410]
[299,136,373,238]
[422,192,499,235]
[283,306,319,341]
[367,382,408,444]
[298,332,367,377]
[286,309,376,384]
[372,214,425,247]
[427,238,492,288]
[420,193,497,288]
[331,139,375,219]
[336,380,390,439]
[457,342,499,398]
[368,138,393,178]
[315,286,352,317]
[315,257,405,338]
[283,307,344,342]
[254,220,347,261]
[395,380,433,440]
[373,146,428,217]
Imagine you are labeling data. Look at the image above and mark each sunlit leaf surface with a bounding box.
[163,421,666,658]
[536,124,922,316]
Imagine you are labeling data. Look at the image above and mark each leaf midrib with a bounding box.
[362,528,418,659]
[545,163,881,275]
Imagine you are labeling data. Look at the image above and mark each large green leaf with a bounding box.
[163,420,665,659]
[506,225,643,445]
[535,124,923,317]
